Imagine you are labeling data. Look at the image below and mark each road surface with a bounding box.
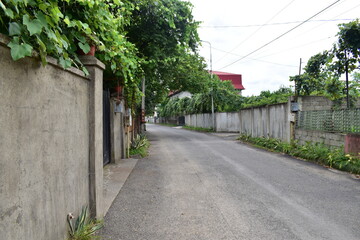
[101,124,360,240]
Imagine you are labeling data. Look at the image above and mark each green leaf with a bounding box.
[9,22,21,36]
[4,8,14,18]
[7,38,33,61]
[64,16,70,26]
[82,66,89,76]
[78,42,90,54]
[23,15,43,36]
[35,12,48,28]
[59,57,71,69]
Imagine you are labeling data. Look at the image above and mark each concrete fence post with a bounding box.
[79,56,105,219]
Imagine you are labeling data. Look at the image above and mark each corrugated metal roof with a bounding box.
[211,71,245,90]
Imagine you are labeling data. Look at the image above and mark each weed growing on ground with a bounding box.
[129,134,150,158]
[67,206,103,240]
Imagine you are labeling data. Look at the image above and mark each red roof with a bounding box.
[211,71,245,90]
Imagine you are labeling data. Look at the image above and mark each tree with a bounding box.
[289,19,360,104]
[158,76,243,117]
[290,51,330,95]
[125,0,210,113]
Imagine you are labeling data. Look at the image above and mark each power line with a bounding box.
[209,46,298,68]
[247,36,336,62]
[250,2,360,60]
[215,0,296,64]
[219,0,341,70]
[200,19,355,28]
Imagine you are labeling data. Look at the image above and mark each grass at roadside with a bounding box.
[129,134,150,158]
[183,125,214,132]
[237,134,360,175]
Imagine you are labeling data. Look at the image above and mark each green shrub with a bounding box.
[237,134,360,174]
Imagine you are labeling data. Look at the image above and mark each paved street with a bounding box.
[101,124,360,240]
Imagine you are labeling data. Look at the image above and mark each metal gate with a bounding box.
[103,90,111,165]
[178,116,185,126]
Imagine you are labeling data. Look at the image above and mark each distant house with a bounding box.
[169,70,245,99]
[168,91,192,99]
[212,71,245,94]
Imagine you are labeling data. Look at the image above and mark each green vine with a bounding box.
[0,0,142,99]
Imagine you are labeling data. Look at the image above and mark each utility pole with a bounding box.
[141,77,146,133]
[345,50,350,109]
[295,58,302,97]
[201,40,215,131]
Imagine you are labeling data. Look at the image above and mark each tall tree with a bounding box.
[290,19,360,103]
[126,0,210,113]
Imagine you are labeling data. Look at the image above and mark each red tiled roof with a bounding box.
[211,71,245,90]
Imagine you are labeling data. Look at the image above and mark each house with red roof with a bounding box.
[169,71,244,99]
[212,71,245,93]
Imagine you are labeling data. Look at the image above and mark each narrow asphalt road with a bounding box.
[101,124,360,240]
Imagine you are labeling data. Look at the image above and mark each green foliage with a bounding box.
[290,51,330,96]
[241,86,293,108]
[129,134,150,158]
[183,125,213,132]
[237,134,360,174]
[289,19,360,102]
[125,0,208,114]
[67,206,103,240]
[0,0,141,95]
[158,76,243,117]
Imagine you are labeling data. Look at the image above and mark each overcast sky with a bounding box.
[188,0,360,96]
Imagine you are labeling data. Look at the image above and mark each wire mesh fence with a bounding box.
[296,108,360,133]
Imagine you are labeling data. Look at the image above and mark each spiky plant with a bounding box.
[67,206,103,240]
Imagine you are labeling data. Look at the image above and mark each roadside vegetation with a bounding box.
[67,206,103,240]
[182,125,214,132]
[129,134,150,158]
[238,134,360,175]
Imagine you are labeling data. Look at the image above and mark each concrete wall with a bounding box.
[295,96,359,148]
[295,129,345,148]
[216,112,240,132]
[111,99,126,161]
[185,101,292,142]
[298,96,360,111]
[0,36,104,240]
[185,113,213,129]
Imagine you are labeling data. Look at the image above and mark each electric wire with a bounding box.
[219,0,341,70]
[249,2,360,61]
[200,19,355,28]
[215,0,296,64]
[210,45,298,68]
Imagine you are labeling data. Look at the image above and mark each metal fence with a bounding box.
[296,108,360,133]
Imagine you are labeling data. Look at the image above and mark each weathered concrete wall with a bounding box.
[111,99,126,161]
[268,103,290,142]
[295,129,345,148]
[185,113,212,129]
[0,38,103,239]
[240,108,253,135]
[216,112,240,132]
[298,96,360,111]
[184,101,291,142]
[295,96,359,148]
